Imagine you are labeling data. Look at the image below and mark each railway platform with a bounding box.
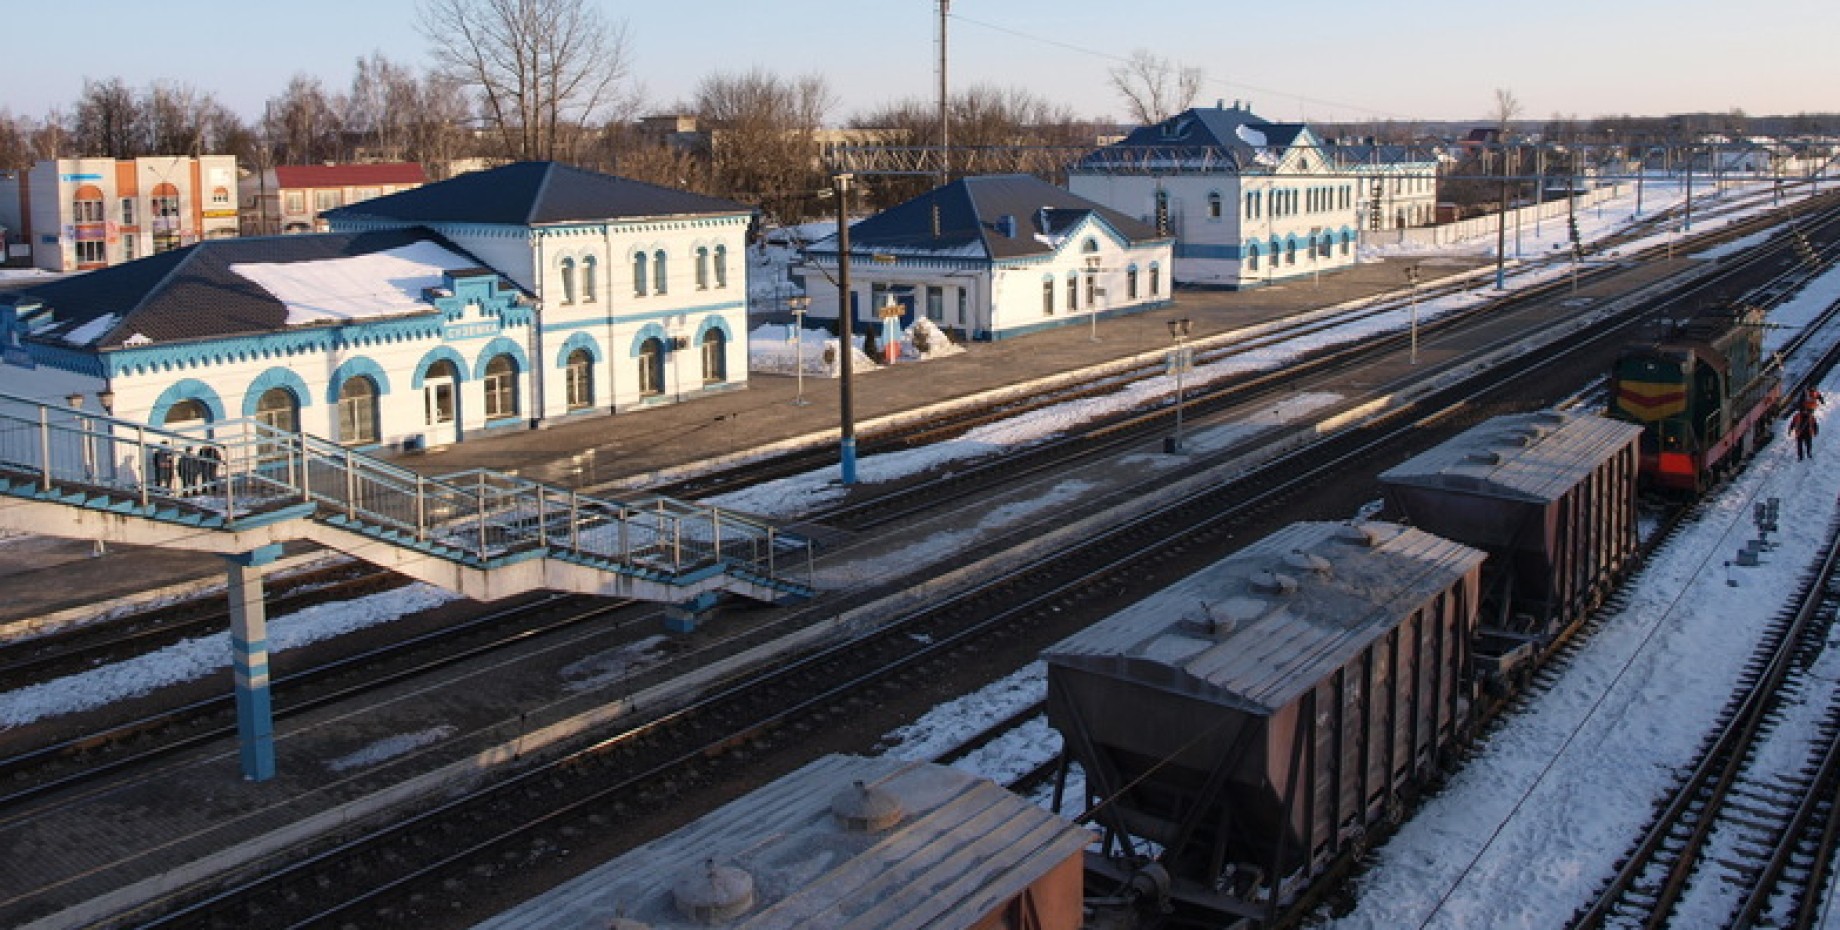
[0,252,1490,631]
[0,252,1515,929]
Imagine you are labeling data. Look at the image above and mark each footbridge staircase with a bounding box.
[0,391,814,779]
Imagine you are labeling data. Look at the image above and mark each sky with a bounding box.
[7,1,1839,130]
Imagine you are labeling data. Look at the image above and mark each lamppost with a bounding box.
[1164,318,1193,454]
[788,294,811,406]
[1083,254,1102,342]
[1404,265,1422,365]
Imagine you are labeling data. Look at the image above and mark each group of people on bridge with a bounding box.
[148,444,223,495]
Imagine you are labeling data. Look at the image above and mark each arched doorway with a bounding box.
[423,359,460,445]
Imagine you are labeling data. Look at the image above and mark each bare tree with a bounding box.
[266,74,345,164]
[73,78,143,158]
[0,111,32,169]
[404,72,480,176]
[29,109,70,162]
[420,0,633,161]
[1491,88,1522,138]
[345,53,420,161]
[142,81,220,155]
[1108,49,1203,125]
[696,68,835,221]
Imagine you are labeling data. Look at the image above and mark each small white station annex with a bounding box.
[795,174,1174,341]
[0,162,754,452]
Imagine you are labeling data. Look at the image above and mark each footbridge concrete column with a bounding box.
[224,544,283,782]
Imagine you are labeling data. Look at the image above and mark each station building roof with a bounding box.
[1379,409,1644,504]
[470,754,1092,930]
[323,160,751,227]
[806,174,1166,263]
[1044,521,1485,715]
[0,228,493,350]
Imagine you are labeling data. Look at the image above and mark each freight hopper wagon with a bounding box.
[1379,410,1642,685]
[1043,521,1484,925]
[1608,303,1782,492]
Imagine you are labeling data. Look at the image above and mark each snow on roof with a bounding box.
[59,313,116,345]
[1236,123,1268,147]
[229,241,474,326]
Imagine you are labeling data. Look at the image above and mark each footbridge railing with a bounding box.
[0,391,812,596]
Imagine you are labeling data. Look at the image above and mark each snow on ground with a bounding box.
[0,583,461,728]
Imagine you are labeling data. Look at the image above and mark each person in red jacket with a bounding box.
[1789,405,1819,460]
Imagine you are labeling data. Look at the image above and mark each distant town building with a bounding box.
[0,156,239,272]
[239,162,428,236]
[795,174,1174,341]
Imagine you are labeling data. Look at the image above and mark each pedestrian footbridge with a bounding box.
[0,390,814,780]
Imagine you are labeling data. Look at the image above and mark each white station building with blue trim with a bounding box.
[1069,103,1364,289]
[0,162,754,453]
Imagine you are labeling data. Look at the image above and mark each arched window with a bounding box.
[165,398,210,429]
[1286,239,1297,265]
[581,255,597,302]
[1149,264,1161,295]
[1341,229,1353,256]
[336,377,379,445]
[714,245,728,288]
[1248,242,1261,271]
[653,250,668,294]
[483,355,519,420]
[702,329,727,383]
[638,338,666,396]
[254,388,298,434]
[72,184,105,222]
[565,348,593,409]
[695,247,710,289]
[151,183,182,253]
[1207,191,1222,219]
[1042,278,1055,315]
[1066,274,1079,312]
[1127,266,1140,298]
[633,252,648,296]
[559,257,576,304]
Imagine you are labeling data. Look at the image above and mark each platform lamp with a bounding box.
[833,171,858,485]
[788,294,811,407]
[1083,254,1103,342]
[1405,265,1422,365]
[1164,318,1193,454]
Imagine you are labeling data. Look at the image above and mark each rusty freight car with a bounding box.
[1378,409,1642,682]
[470,754,1092,930]
[1045,521,1484,924]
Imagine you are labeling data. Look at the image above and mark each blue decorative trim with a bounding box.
[325,357,392,404]
[693,315,733,344]
[150,378,227,425]
[241,367,313,416]
[484,416,525,431]
[556,331,604,366]
[472,335,530,375]
[629,323,669,358]
[413,346,471,387]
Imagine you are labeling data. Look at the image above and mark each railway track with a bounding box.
[6,183,1839,927]
[1568,508,1840,930]
[101,210,1790,928]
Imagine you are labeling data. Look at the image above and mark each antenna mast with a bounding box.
[937,0,950,187]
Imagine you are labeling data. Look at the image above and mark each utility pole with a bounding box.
[1495,138,1509,290]
[937,0,950,188]
[835,172,858,485]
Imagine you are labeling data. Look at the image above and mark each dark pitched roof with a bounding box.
[818,174,1165,261]
[6,229,488,349]
[322,161,750,226]
[274,162,428,189]
[1076,105,1314,172]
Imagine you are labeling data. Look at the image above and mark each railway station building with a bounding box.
[794,174,1175,341]
[0,161,755,452]
[1070,103,1415,289]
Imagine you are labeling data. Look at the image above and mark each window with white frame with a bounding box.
[559,257,576,304]
[696,247,710,289]
[483,355,519,419]
[633,252,648,296]
[337,377,379,445]
[714,245,728,288]
[565,349,593,409]
[75,240,107,264]
[702,329,727,383]
[653,250,668,294]
[582,255,597,302]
